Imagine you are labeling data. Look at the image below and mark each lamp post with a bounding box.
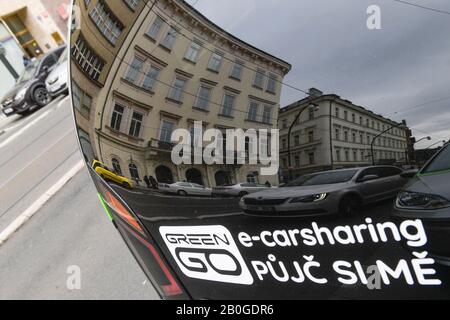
[287,101,319,181]
[414,136,431,145]
[371,120,406,165]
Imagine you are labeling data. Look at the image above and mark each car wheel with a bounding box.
[339,195,361,217]
[177,190,188,196]
[33,87,52,107]
[238,191,249,198]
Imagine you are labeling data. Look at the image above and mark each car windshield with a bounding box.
[421,145,450,174]
[17,59,39,83]
[58,48,68,63]
[285,170,358,187]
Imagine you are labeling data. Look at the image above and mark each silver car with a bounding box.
[240,166,408,217]
[45,47,68,97]
[212,183,271,198]
[159,182,212,197]
[391,143,450,264]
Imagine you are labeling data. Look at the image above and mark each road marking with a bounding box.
[0,95,67,149]
[0,130,74,189]
[0,109,52,149]
[0,160,84,246]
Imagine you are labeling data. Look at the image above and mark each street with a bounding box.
[0,97,158,299]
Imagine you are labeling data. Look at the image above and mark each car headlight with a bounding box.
[290,193,328,203]
[14,88,27,101]
[397,191,450,209]
[47,76,59,85]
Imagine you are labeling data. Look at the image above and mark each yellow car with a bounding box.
[92,160,134,189]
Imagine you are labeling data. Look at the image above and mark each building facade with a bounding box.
[70,0,291,187]
[0,0,69,99]
[278,89,410,181]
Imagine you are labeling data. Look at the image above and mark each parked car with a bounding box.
[391,143,450,265]
[45,47,69,97]
[212,182,271,198]
[159,182,212,196]
[92,160,134,189]
[240,166,408,216]
[1,46,66,117]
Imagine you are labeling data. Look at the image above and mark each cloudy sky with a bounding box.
[188,0,450,148]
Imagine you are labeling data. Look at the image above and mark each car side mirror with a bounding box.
[359,174,379,182]
[400,169,419,178]
[42,66,49,75]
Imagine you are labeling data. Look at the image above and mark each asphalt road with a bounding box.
[0,97,158,299]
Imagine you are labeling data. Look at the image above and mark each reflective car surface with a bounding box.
[240,166,408,216]
[69,0,450,300]
[392,143,450,265]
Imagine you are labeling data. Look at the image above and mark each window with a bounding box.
[230,60,244,80]
[161,27,178,50]
[129,163,140,180]
[82,94,92,112]
[336,149,341,162]
[112,158,122,175]
[221,94,235,117]
[359,116,363,125]
[111,104,124,131]
[168,77,186,102]
[72,82,82,110]
[247,102,259,121]
[281,138,287,150]
[123,0,140,10]
[72,82,91,119]
[208,52,223,72]
[142,66,160,91]
[335,107,340,118]
[308,108,314,120]
[353,150,357,162]
[72,35,105,81]
[125,56,144,83]
[253,68,265,88]
[344,110,348,121]
[308,131,314,143]
[344,131,348,142]
[335,129,340,140]
[352,114,356,123]
[262,106,272,124]
[294,135,300,146]
[89,2,123,45]
[129,112,143,138]
[247,174,257,183]
[352,132,356,142]
[147,16,164,40]
[185,41,201,63]
[266,73,277,93]
[160,120,174,142]
[282,119,288,129]
[294,155,300,168]
[345,150,349,161]
[308,152,315,165]
[195,86,212,110]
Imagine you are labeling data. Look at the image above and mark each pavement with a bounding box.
[0,96,158,299]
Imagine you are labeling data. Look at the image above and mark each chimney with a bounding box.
[308,88,323,97]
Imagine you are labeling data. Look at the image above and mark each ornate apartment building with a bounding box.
[278,89,410,181]
[70,0,291,187]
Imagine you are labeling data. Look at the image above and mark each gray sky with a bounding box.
[189,0,450,149]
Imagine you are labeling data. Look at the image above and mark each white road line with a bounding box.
[0,130,73,190]
[0,109,52,149]
[0,160,85,246]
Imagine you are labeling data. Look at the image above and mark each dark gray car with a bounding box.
[391,143,450,265]
[240,166,408,217]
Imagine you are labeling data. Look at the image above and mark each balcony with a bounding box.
[145,138,176,160]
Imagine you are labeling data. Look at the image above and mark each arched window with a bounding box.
[246,174,256,183]
[129,163,140,180]
[111,158,122,175]
[155,165,174,183]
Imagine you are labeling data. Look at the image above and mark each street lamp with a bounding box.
[370,119,406,165]
[287,101,319,181]
[414,136,431,144]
